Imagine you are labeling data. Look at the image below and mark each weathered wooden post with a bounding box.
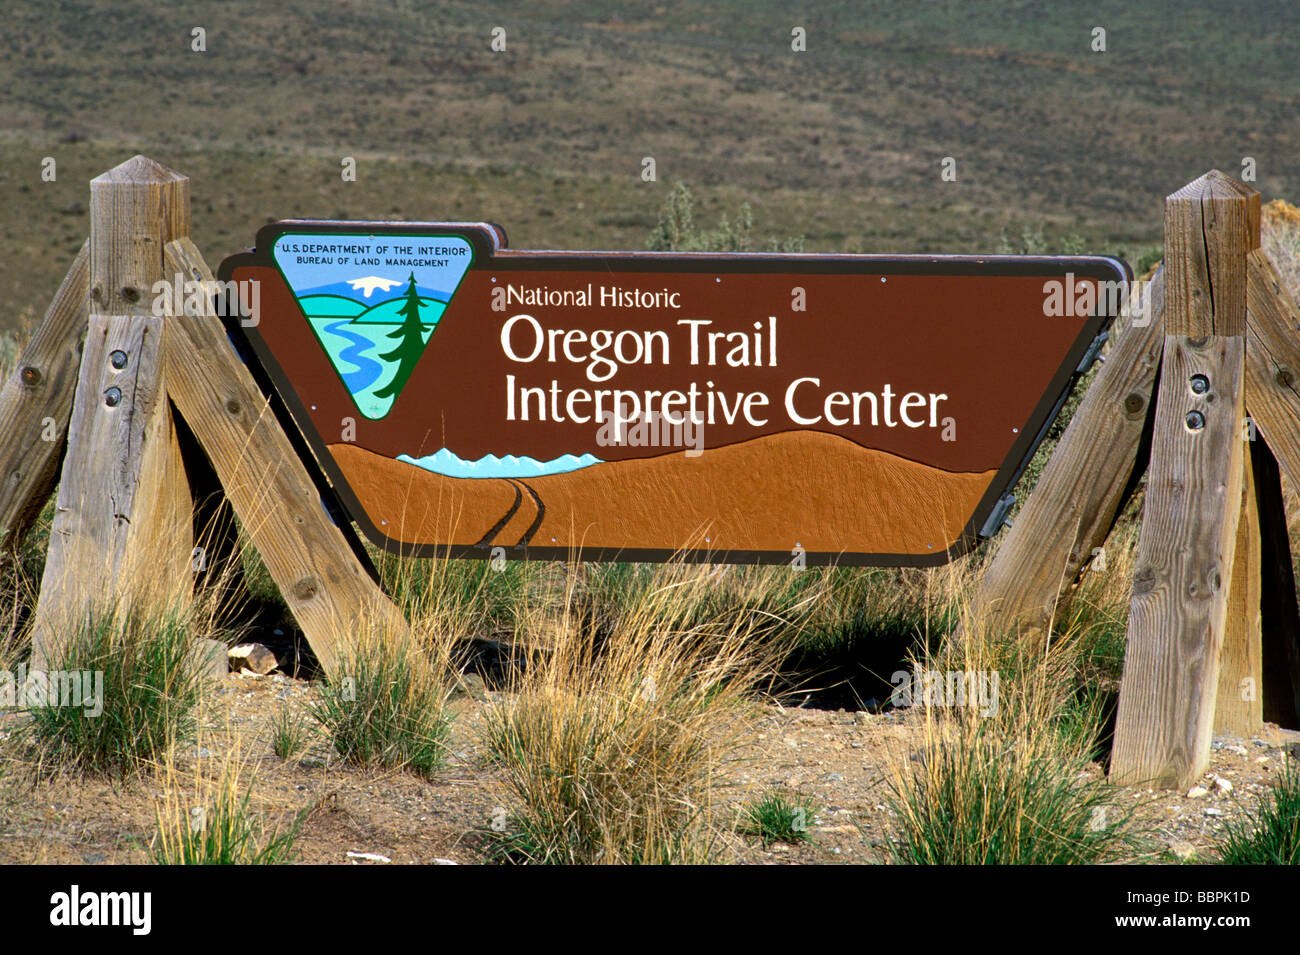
[1110,171,1258,788]
[30,156,196,661]
[161,237,410,674]
[0,243,88,554]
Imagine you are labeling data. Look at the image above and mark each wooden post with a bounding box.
[970,271,1164,640]
[162,237,409,674]
[1110,171,1258,788]
[1214,439,1262,736]
[30,157,195,662]
[0,243,88,554]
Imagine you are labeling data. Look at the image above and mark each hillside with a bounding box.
[2,1,1298,333]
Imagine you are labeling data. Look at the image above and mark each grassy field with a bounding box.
[4,1,1299,332]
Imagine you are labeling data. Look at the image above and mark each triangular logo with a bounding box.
[271,232,474,420]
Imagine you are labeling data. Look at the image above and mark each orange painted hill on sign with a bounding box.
[329,430,996,559]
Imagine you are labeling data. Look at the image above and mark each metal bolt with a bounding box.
[104,386,122,407]
[109,350,128,370]
[1190,374,1209,394]
[1186,410,1205,430]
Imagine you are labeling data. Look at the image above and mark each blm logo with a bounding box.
[271,232,474,419]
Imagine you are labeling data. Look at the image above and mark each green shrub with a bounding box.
[19,605,206,775]
[269,704,314,760]
[310,632,452,779]
[738,791,815,846]
[1218,764,1300,865]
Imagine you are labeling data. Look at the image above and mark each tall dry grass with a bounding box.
[884,530,1149,864]
[151,745,304,865]
[482,556,807,864]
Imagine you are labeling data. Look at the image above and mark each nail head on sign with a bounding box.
[1186,410,1205,430]
[1189,374,1209,394]
[104,387,122,407]
[109,350,128,370]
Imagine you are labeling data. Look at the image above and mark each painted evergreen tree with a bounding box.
[374,273,426,401]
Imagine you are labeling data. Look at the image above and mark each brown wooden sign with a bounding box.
[217,222,1127,565]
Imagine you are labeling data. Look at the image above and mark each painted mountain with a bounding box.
[271,234,474,419]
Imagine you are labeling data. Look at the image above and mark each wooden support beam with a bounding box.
[30,157,195,663]
[1214,439,1262,737]
[162,237,409,674]
[0,242,88,553]
[970,270,1164,639]
[1240,249,1300,726]
[1111,170,1257,788]
[1245,249,1300,492]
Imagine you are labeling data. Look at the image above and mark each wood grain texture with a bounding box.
[30,314,192,658]
[1214,440,1261,737]
[970,270,1164,640]
[163,237,409,674]
[1110,335,1245,786]
[1245,249,1300,490]
[0,242,88,553]
[30,157,195,665]
[88,155,189,315]
[1162,171,1258,337]
[1110,173,1256,788]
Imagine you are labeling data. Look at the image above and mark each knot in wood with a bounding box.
[121,286,140,303]
[1275,366,1294,388]
[1132,566,1157,595]
[20,366,41,387]
[225,398,241,415]
[291,577,318,601]
[1122,393,1145,416]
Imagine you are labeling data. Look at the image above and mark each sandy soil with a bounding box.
[2,669,1295,866]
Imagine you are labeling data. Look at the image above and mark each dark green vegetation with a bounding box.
[5,1,1298,333]
[1217,763,1300,864]
[309,633,453,779]
[739,791,816,846]
[17,607,206,776]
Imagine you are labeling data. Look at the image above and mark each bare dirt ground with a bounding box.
[3,668,1295,865]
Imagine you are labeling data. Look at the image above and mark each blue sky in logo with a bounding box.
[272,233,474,420]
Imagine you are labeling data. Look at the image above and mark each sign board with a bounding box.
[218,222,1127,565]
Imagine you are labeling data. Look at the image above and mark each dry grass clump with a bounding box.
[151,748,304,865]
[885,581,1150,864]
[482,557,800,864]
[310,620,457,780]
